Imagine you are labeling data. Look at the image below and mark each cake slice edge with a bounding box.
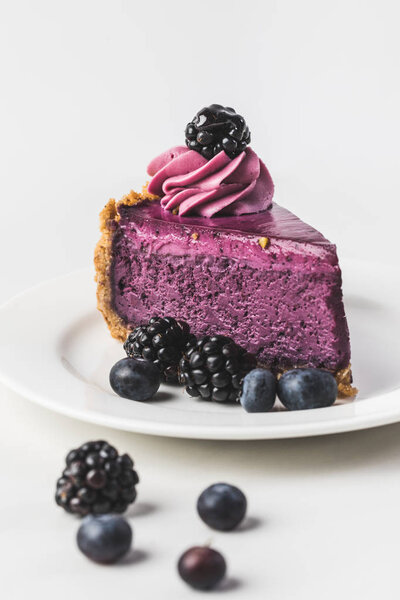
[94,188,158,342]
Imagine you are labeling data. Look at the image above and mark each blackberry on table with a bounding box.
[124,316,195,384]
[185,104,251,159]
[55,441,139,517]
[179,335,257,403]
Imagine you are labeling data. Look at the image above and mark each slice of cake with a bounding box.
[95,105,355,398]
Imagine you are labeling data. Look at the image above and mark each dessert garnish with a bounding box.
[146,104,274,217]
[55,441,139,516]
[124,316,195,383]
[197,483,247,531]
[277,368,338,410]
[240,368,277,413]
[179,334,257,403]
[110,357,160,401]
[77,514,132,564]
[184,104,251,159]
[178,546,227,591]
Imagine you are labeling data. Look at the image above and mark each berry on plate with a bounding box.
[277,368,338,410]
[179,335,256,403]
[178,546,226,590]
[77,514,132,564]
[124,316,195,383]
[197,483,247,531]
[240,368,277,412]
[110,357,160,401]
[55,441,139,516]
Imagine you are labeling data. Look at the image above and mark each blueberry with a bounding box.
[240,368,277,412]
[109,357,160,401]
[178,546,226,590]
[197,483,247,531]
[277,368,338,411]
[77,514,132,564]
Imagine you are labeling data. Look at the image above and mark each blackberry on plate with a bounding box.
[55,441,139,517]
[185,104,251,159]
[124,316,195,384]
[179,335,257,403]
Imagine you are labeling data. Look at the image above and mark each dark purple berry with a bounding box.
[184,105,251,159]
[109,357,160,401]
[124,316,195,384]
[277,368,338,410]
[197,483,247,531]
[240,368,277,412]
[178,546,226,590]
[179,334,256,403]
[55,441,139,516]
[77,515,132,564]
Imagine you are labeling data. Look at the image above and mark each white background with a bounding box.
[1,1,400,598]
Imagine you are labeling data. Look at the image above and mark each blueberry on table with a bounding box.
[178,546,226,590]
[277,368,338,411]
[240,368,277,412]
[197,483,247,531]
[77,514,132,564]
[109,357,160,401]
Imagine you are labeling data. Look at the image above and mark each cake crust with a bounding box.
[94,188,156,342]
[94,190,357,399]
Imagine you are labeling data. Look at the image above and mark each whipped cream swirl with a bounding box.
[147,146,274,217]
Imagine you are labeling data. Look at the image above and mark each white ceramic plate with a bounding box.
[0,260,399,439]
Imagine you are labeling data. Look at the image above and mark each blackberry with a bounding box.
[124,316,195,384]
[185,104,251,159]
[179,335,257,403]
[55,441,139,517]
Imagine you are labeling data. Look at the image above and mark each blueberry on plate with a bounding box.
[197,483,247,531]
[109,357,160,401]
[240,368,277,412]
[178,546,226,590]
[77,514,132,564]
[277,368,338,411]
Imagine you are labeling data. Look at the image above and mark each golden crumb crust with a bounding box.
[335,364,358,398]
[94,188,357,399]
[94,187,157,342]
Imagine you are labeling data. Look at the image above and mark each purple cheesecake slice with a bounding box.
[95,190,355,397]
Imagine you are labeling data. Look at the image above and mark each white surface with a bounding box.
[1,0,400,598]
[1,262,400,440]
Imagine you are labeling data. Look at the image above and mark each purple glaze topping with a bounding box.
[117,200,331,247]
[111,200,351,371]
[147,145,274,217]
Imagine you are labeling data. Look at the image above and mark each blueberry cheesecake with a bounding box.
[95,104,356,398]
